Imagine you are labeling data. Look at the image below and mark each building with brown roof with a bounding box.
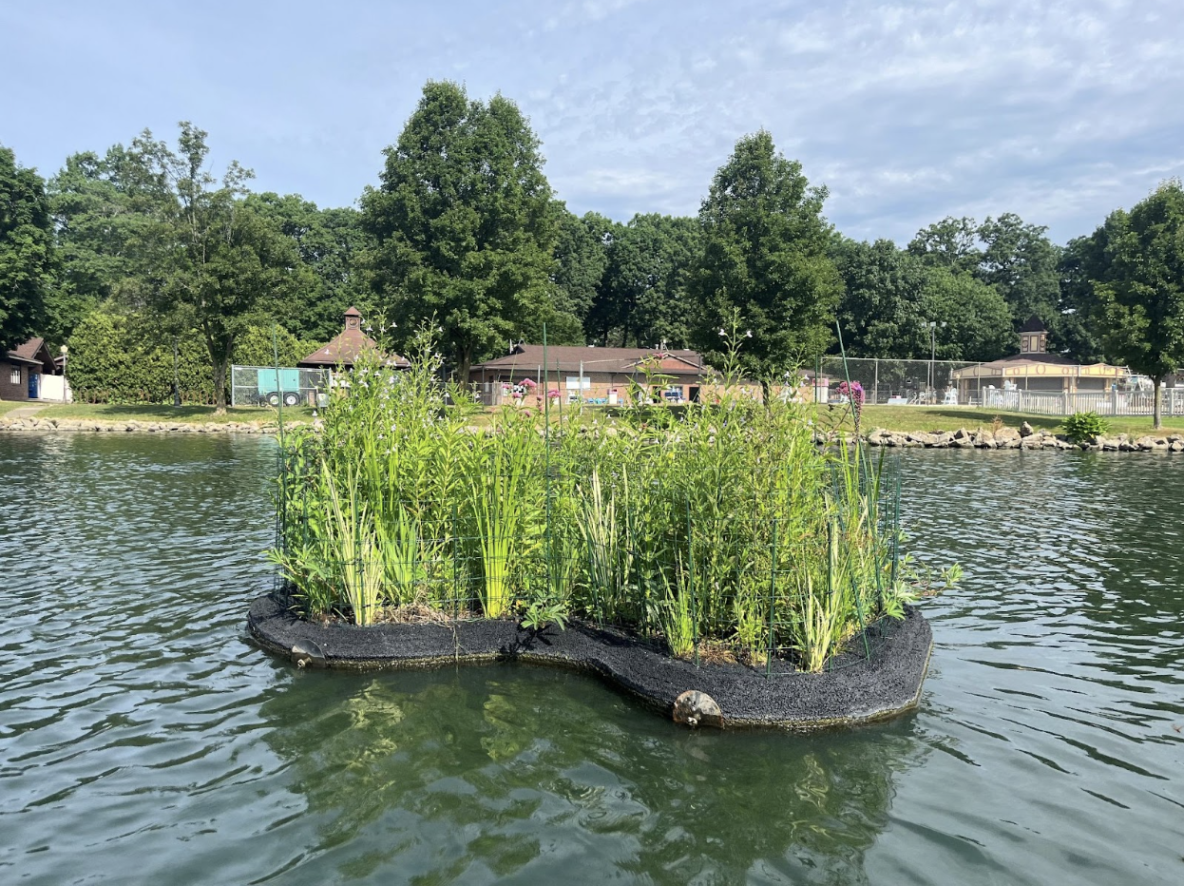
[951,316,1126,404]
[1,337,64,401]
[297,308,410,370]
[471,344,718,405]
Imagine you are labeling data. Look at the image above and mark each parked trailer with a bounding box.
[257,369,303,407]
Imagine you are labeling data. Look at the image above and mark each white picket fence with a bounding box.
[974,388,1184,417]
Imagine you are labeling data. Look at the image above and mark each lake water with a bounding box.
[1,434,1181,885]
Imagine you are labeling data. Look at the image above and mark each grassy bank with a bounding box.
[0,400,27,417]
[26,404,314,424]
[824,405,1184,437]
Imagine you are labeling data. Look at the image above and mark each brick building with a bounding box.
[1,338,60,402]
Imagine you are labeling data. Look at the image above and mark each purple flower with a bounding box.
[836,381,866,433]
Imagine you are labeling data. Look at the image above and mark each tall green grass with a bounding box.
[270,329,940,670]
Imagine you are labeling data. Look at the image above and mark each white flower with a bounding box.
[718,328,727,337]
[745,329,752,338]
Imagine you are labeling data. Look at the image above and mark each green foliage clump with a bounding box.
[689,130,842,378]
[1087,179,1184,428]
[360,80,563,379]
[1061,411,1111,443]
[0,144,54,351]
[270,327,944,673]
[66,308,214,403]
[67,305,309,404]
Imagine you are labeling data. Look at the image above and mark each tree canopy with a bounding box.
[244,192,370,342]
[587,213,700,349]
[4,78,1176,414]
[689,130,842,379]
[1089,180,1184,427]
[0,145,53,351]
[119,123,306,412]
[832,237,1012,362]
[361,80,559,378]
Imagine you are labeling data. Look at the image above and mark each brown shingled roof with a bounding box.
[297,308,410,369]
[472,344,711,377]
[5,337,55,369]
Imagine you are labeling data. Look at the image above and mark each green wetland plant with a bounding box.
[269,326,952,672]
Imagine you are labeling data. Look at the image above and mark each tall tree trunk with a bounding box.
[1153,375,1163,430]
[456,345,472,388]
[213,355,228,415]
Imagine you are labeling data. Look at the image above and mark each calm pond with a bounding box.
[1,433,1181,885]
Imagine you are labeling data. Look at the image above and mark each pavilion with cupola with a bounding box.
[951,316,1126,404]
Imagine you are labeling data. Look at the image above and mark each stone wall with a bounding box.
[859,423,1184,453]
[0,416,287,434]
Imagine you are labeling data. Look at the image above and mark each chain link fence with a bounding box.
[231,366,329,408]
[818,357,978,405]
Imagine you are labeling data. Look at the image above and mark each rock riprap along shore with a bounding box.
[836,422,1184,453]
[3,413,1181,451]
[0,416,290,434]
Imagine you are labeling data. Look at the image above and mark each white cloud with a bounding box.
[2,0,1182,243]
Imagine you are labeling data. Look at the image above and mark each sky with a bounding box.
[3,0,1182,246]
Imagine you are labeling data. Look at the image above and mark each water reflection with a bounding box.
[259,666,925,883]
[4,435,1184,885]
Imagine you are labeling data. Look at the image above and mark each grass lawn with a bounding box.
[824,405,1184,437]
[16,399,1182,438]
[32,404,314,424]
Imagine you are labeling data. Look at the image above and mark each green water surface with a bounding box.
[0,434,1181,884]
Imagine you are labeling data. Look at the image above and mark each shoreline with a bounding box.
[857,425,1184,452]
[4,414,1182,452]
[0,416,297,434]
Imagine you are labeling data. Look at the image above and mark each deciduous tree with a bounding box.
[833,237,1012,361]
[361,81,559,378]
[124,123,304,413]
[1089,180,1184,428]
[245,192,370,342]
[47,145,172,345]
[588,213,700,349]
[688,131,841,379]
[0,145,53,351]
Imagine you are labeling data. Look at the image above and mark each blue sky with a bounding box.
[3,0,1181,245]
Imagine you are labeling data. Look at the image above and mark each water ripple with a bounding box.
[1,437,1182,884]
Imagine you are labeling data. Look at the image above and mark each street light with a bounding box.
[59,345,68,403]
[929,321,947,401]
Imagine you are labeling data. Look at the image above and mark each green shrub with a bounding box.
[1061,411,1110,443]
[67,305,311,404]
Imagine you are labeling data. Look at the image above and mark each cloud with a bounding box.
[2,0,1181,244]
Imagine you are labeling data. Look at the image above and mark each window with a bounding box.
[9,368,19,385]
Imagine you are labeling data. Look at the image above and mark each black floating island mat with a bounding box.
[247,592,933,730]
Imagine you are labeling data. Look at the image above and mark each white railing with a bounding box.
[977,388,1184,416]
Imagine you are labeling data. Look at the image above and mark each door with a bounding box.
[28,371,39,399]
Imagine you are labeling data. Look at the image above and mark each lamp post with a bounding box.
[928,321,947,402]
[59,345,68,403]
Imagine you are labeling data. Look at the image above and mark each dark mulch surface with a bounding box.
[247,592,933,729]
